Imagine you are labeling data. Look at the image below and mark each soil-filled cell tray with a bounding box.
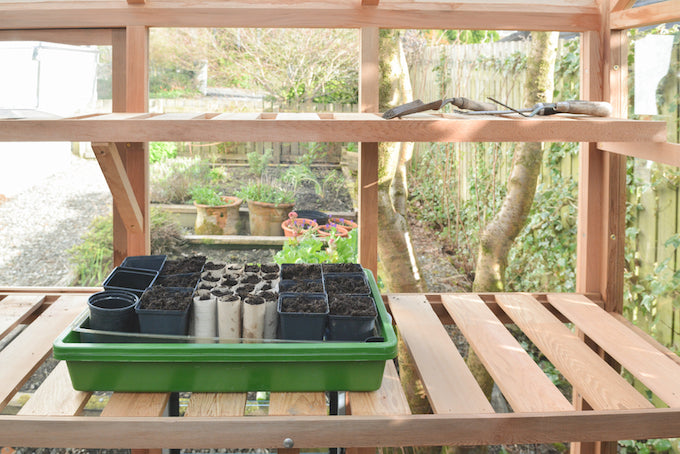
[53,269,397,392]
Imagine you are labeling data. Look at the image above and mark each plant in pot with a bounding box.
[237,182,295,236]
[190,186,242,235]
[281,211,318,238]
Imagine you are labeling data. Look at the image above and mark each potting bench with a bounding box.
[2,287,680,452]
[2,0,680,452]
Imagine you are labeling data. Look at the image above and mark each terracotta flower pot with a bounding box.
[316,223,349,238]
[328,217,358,232]
[194,196,242,235]
[247,200,295,236]
[281,217,318,237]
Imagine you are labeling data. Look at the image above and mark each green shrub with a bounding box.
[237,182,295,205]
[247,150,273,178]
[274,228,357,264]
[189,186,224,206]
[149,142,178,164]
[151,157,221,204]
[68,208,185,286]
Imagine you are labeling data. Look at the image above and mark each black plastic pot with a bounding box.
[154,272,201,290]
[294,209,329,226]
[321,263,363,274]
[279,279,324,293]
[277,293,329,341]
[280,263,322,281]
[323,272,370,295]
[87,290,139,334]
[103,266,158,297]
[121,254,167,272]
[327,295,377,341]
[136,287,193,336]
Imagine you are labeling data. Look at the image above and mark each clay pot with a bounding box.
[194,196,242,235]
[247,200,295,236]
[281,217,318,237]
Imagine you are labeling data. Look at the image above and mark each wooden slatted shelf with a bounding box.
[1,290,680,449]
[0,112,668,144]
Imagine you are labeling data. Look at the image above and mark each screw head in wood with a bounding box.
[283,438,294,448]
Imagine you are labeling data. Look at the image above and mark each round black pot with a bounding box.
[88,290,139,333]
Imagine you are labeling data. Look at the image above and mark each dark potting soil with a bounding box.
[211,286,234,297]
[197,281,217,291]
[222,276,239,287]
[138,287,192,311]
[245,295,264,305]
[155,272,200,288]
[261,291,278,302]
[161,255,206,275]
[219,294,240,302]
[235,284,255,297]
[324,275,370,294]
[281,263,322,280]
[260,263,280,274]
[329,295,377,316]
[283,280,324,293]
[241,274,261,284]
[322,263,363,274]
[204,261,225,271]
[202,274,221,282]
[244,264,260,273]
[280,295,327,313]
[262,272,279,280]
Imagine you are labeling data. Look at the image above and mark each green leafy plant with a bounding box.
[619,439,673,454]
[149,142,178,164]
[189,186,225,206]
[281,165,321,194]
[237,182,295,205]
[274,228,357,264]
[151,157,224,204]
[247,150,273,178]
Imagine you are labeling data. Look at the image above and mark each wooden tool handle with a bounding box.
[553,101,613,117]
[451,97,498,112]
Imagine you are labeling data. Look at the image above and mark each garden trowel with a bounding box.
[382,97,498,119]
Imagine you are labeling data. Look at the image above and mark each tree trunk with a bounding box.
[377,30,433,446]
[377,29,422,293]
[466,29,559,439]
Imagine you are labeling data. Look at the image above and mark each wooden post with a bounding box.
[574,2,624,454]
[358,27,380,276]
[111,26,150,265]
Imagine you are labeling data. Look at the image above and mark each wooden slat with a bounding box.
[4,409,680,449]
[347,360,411,416]
[18,361,91,416]
[102,391,170,454]
[598,142,680,168]
[0,295,86,410]
[270,392,327,454]
[0,294,45,340]
[275,113,320,120]
[102,392,169,417]
[0,115,667,144]
[610,0,680,29]
[388,294,493,414]
[185,393,246,417]
[0,3,601,32]
[548,293,680,407]
[148,113,207,120]
[0,28,113,45]
[210,112,262,120]
[442,294,573,412]
[496,294,653,411]
[612,313,680,367]
[92,142,143,234]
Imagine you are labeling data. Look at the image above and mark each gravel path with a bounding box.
[0,154,111,287]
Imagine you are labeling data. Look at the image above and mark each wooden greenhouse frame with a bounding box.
[1,1,680,454]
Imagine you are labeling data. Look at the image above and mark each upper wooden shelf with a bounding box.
[0,112,668,144]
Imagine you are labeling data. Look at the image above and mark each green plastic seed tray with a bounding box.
[53,270,397,392]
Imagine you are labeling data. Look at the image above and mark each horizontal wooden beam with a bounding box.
[2,409,680,448]
[598,141,680,167]
[0,28,114,45]
[610,0,680,29]
[91,142,143,234]
[0,113,668,144]
[0,2,600,31]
